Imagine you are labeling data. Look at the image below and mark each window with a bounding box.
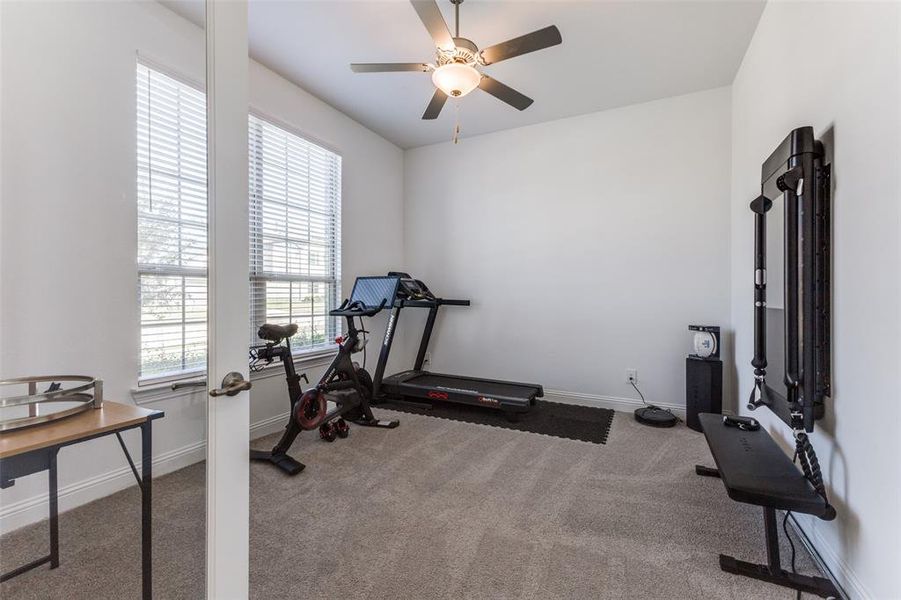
[136,64,341,381]
[248,115,342,355]
[137,63,207,380]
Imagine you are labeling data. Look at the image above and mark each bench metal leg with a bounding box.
[694,465,721,478]
[719,507,839,598]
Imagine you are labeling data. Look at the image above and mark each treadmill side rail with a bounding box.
[371,273,543,415]
[380,371,543,413]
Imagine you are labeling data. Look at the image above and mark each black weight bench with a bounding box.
[696,413,840,598]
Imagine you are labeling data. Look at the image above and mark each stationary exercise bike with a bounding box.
[249,296,399,476]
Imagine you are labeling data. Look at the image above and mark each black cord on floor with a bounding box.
[782,509,801,600]
[630,380,681,422]
[788,446,801,600]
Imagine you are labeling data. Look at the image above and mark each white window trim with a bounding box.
[248,107,343,158]
[136,60,209,384]
[134,65,345,387]
[136,51,206,92]
[247,111,343,359]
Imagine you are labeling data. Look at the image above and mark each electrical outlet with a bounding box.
[626,369,638,384]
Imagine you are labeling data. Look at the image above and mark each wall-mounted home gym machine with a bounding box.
[370,272,543,421]
[696,126,837,598]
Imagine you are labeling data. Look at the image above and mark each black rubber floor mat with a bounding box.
[378,399,614,444]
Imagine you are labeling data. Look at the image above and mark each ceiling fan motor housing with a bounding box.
[439,38,479,67]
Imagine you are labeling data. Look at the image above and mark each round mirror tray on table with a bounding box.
[0,376,103,432]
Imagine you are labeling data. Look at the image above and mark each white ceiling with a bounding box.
[166,1,765,149]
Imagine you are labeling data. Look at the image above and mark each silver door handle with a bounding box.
[209,372,252,397]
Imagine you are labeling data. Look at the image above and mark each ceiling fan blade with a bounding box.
[478,76,533,111]
[422,89,448,120]
[350,63,430,73]
[479,25,562,65]
[410,0,455,51]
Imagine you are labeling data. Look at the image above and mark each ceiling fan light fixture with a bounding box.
[431,63,480,98]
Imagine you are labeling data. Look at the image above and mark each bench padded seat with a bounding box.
[699,413,829,517]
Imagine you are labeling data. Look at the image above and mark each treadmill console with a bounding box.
[349,276,401,309]
[388,271,435,301]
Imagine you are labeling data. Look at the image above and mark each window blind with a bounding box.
[248,115,342,354]
[137,62,208,379]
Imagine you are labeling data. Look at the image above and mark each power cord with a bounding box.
[782,508,800,600]
[630,380,681,423]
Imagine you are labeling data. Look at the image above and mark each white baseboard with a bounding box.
[790,514,870,600]
[544,388,686,419]
[250,412,289,440]
[0,440,205,535]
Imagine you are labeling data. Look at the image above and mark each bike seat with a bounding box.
[258,323,298,343]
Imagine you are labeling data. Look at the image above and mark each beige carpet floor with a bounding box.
[1,408,825,599]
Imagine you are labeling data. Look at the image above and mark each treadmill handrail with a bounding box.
[439,298,470,306]
[395,298,470,308]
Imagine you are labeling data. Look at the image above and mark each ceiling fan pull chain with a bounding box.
[453,99,461,144]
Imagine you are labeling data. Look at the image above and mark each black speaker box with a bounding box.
[686,357,722,432]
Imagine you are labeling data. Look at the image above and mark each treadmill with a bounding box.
[371,272,543,420]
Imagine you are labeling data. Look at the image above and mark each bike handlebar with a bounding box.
[329,298,388,318]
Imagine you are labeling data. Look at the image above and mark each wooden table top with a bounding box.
[0,402,163,459]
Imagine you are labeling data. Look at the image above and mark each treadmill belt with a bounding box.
[403,373,538,398]
[378,399,615,444]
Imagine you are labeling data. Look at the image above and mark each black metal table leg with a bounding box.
[0,449,59,582]
[49,449,60,569]
[141,420,152,600]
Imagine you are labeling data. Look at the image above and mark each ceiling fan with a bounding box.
[350,0,562,120]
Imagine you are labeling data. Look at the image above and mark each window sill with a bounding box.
[131,348,338,406]
[131,376,207,406]
[136,368,203,386]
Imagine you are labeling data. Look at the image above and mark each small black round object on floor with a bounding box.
[634,406,678,428]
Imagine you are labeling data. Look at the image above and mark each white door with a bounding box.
[205,1,251,598]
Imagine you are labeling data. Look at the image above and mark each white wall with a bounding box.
[403,87,732,412]
[0,0,404,532]
[730,3,901,598]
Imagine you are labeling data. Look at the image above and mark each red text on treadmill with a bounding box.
[428,391,449,400]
